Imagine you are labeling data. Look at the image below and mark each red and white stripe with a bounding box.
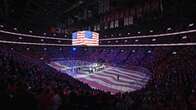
[72,31,99,46]
[49,62,150,94]
[77,67,149,93]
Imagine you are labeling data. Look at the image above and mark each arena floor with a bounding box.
[48,60,151,94]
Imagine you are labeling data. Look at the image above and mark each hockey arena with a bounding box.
[1,0,196,109]
[49,60,151,94]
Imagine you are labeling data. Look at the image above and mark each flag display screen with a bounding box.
[72,31,99,46]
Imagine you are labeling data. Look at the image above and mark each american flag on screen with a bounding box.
[72,31,99,46]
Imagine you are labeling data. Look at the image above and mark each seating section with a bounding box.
[0,19,196,109]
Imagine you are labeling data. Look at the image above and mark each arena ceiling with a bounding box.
[0,0,149,25]
[0,0,91,26]
[0,0,195,29]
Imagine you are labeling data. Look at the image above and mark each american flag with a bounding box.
[49,61,150,94]
[72,31,99,46]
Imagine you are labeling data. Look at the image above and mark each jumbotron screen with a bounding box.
[72,31,99,46]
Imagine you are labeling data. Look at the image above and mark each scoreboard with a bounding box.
[72,31,99,46]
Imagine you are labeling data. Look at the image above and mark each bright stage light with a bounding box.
[72,47,77,51]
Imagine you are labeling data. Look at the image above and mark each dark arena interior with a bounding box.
[0,0,196,110]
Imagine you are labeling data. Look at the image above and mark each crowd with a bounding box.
[0,17,196,109]
[0,46,196,110]
[0,48,115,110]
[0,3,196,109]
